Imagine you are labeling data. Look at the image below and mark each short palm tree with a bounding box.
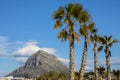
[100,35,118,80]
[79,22,96,80]
[52,3,83,80]
[90,34,103,80]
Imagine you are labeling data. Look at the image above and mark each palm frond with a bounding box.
[57,29,67,41]
[108,35,112,41]
[78,10,90,23]
[112,39,119,43]
[97,35,101,42]
[66,3,74,14]
[95,35,102,43]
[54,20,61,29]
[68,25,73,32]
[71,3,83,18]
[79,26,86,36]
[108,42,113,47]
[81,25,89,35]
[90,35,94,43]
[64,17,69,24]
[104,35,107,41]
[98,46,103,52]
[88,22,95,30]
[99,37,106,44]
[94,34,97,41]
[52,6,65,20]
[91,28,97,34]
[108,39,119,47]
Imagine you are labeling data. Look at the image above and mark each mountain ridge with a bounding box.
[6,50,69,78]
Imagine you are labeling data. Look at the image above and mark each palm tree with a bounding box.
[79,22,96,80]
[52,3,83,80]
[90,34,103,80]
[100,35,118,80]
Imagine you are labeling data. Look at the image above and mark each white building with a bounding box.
[0,76,33,80]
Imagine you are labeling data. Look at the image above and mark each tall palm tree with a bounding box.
[100,35,118,80]
[90,34,103,80]
[52,3,83,80]
[79,22,95,80]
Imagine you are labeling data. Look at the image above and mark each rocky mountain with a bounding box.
[7,50,69,78]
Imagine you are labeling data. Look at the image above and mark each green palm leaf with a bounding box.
[71,3,83,18]
[112,40,119,43]
[57,29,67,41]
[90,35,94,43]
[98,46,103,52]
[108,35,112,41]
[54,20,61,29]
[78,10,90,23]
[52,6,65,19]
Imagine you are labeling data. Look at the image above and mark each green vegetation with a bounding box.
[113,69,120,80]
[36,70,120,80]
[36,72,69,80]
[24,73,30,79]
[98,66,106,79]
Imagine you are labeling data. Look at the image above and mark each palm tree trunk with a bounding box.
[79,36,88,80]
[94,43,98,80]
[70,42,74,80]
[106,47,111,80]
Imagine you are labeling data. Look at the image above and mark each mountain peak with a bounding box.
[7,50,69,78]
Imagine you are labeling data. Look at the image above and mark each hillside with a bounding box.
[6,50,69,78]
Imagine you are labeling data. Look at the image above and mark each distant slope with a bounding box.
[7,50,69,78]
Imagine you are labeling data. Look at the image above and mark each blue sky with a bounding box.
[0,0,120,77]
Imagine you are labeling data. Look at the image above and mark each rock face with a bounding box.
[7,50,69,78]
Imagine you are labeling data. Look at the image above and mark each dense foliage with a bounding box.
[36,72,69,80]
[36,70,120,80]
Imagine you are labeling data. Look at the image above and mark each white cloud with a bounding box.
[73,61,94,71]
[58,57,69,63]
[0,36,8,42]
[40,48,56,55]
[85,66,93,71]
[87,60,94,64]
[99,58,120,65]
[0,53,7,57]
[110,58,120,65]
[0,71,8,77]
[13,42,40,57]
[0,36,9,56]
[13,41,56,57]
[0,37,58,64]
[12,40,56,64]
[14,57,28,64]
